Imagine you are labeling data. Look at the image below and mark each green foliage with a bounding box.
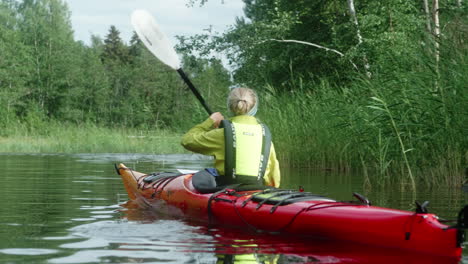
[0,1,32,126]
[0,0,465,186]
[183,0,446,89]
[102,25,130,64]
[15,0,76,118]
[0,0,232,130]
[180,0,467,186]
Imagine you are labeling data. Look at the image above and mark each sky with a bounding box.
[64,0,245,45]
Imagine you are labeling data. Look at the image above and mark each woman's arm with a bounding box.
[181,114,224,156]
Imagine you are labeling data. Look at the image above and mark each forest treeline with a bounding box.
[0,0,466,186]
[0,0,231,130]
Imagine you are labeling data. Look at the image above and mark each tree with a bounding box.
[0,1,32,126]
[183,0,431,90]
[16,0,77,118]
[129,31,143,61]
[60,42,111,124]
[347,0,371,77]
[102,25,130,64]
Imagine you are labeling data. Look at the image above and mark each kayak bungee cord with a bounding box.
[151,177,177,198]
[153,176,179,190]
[207,185,243,227]
[274,202,373,234]
[241,188,277,207]
[254,191,298,210]
[270,193,323,213]
[206,188,369,235]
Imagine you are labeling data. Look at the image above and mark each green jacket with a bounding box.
[181,115,281,188]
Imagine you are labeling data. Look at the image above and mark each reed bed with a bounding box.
[259,48,467,187]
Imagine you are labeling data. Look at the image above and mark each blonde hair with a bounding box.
[228,87,257,115]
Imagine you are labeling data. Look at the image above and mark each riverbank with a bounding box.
[1,0,465,189]
[1,117,465,188]
[0,122,184,154]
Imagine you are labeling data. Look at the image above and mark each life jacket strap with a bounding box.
[259,124,272,181]
[222,119,236,180]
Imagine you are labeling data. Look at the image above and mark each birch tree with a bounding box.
[347,0,371,78]
[423,0,432,33]
[0,1,32,125]
[433,0,440,65]
[18,0,76,116]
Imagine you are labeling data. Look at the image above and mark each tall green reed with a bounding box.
[258,43,466,187]
[258,81,360,172]
[367,95,416,191]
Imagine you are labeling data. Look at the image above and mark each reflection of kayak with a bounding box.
[116,163,465,258]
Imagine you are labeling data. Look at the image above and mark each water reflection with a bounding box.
[48,219,217,263]
[0,153,465,263]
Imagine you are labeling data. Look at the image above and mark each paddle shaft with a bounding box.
[177,68,213,115]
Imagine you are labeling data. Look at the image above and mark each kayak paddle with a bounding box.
[130,9,213,115]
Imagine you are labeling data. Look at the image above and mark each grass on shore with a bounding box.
[0,122,185,154]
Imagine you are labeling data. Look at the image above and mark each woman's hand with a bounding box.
[210,112,224,128]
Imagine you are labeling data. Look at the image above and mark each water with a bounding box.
[0,153,466,264]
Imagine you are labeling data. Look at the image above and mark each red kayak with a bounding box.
[121,201,461,264]
[116,163,466,258]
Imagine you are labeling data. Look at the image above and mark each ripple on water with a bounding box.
[45,219,218,263]
[48,249,216,264]
[70,218,96,222]
[89,210,116,215]
[80,204,120,210]
[60,237,110,249]
[71,197,108,201]
[0,248,59,256]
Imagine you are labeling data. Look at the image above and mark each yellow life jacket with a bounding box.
[221,120,272,185]
[216,254,260,264]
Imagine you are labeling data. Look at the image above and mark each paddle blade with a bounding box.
[131,9,181,70]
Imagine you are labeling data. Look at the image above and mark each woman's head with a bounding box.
[227,87,258,116]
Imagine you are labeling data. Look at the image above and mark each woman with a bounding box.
[181,87,280,188]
